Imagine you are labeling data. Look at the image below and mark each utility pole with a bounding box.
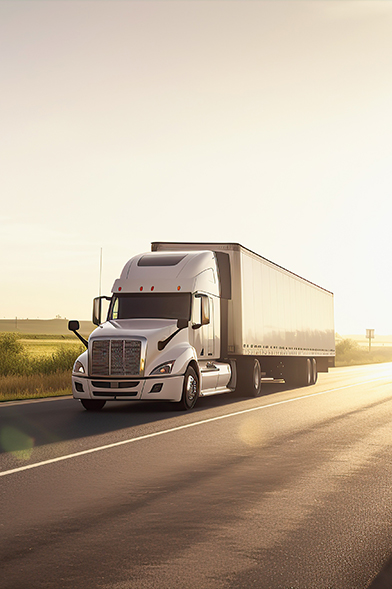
[99,248,103,297]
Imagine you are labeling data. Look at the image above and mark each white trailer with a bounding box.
[69,242,334,410]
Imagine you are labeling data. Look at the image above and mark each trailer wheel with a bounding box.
[311,358,318,385]
[237,358,262,397]
[80,399,106,411]
[178,366,199,410]
[302,358,312,386]
[296,358,312,387]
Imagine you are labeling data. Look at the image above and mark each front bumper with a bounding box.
[71,374,184,403]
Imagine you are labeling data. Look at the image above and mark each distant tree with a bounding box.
[336,338,359,356]
[0,333,24,356]
[0,333,28,375]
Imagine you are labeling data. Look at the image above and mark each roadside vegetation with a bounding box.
[335,338,392,366]
[0,333,83,402]
[1,331,392,402]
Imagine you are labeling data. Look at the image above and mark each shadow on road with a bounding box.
[0,382,291,456]
[367,554,392,588]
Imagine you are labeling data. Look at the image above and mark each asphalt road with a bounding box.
[2,364,392,588]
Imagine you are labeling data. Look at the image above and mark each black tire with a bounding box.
[305,358,312,386]
[81,399,106,411]
[237,358,262,397]
[178,366,199,410]
[293,358,312,387]
[311,358,318,385]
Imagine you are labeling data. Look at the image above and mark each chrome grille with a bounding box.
[91,340,110,375]
[124,340,142,375]
[111,340,124,375]
[91,340,142,376]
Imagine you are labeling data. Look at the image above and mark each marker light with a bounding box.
[151,286,154,291]
[140,286,143,291]
[118,287,122,291]
[177,286,181,291]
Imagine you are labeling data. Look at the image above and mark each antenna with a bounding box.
[99,248,103,297]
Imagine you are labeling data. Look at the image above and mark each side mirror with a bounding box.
[192,295,202,329]
[158,318,189,351]
[68,320,88,348]
[191,294,210,329]
[201,295,210,326]
[92,297,102,326]
[92,296,111,325]
[68,320,80,332]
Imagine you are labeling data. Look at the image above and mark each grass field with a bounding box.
[20,338,80,357]
[0,372,72,402]
[0,333,84,402]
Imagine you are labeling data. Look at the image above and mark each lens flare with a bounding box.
[0,426,34,461]
[238,415,267,447]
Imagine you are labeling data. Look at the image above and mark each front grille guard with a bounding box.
[89,337,147,378]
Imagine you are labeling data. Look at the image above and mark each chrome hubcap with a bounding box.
[186,375,197,402]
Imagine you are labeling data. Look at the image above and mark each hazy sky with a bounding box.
[1,0,392,334]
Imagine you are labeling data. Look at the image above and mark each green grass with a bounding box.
[0,333,84,402]
[21,338,79,357]
[0,373,72,402]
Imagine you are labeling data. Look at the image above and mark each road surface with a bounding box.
[2,364,392,588]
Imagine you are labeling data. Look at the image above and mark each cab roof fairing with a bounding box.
[111,251,220,296]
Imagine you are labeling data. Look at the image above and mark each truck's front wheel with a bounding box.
[178,366,199,410]
[80,399,106,411]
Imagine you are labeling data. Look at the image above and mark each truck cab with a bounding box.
[69,250,234,411]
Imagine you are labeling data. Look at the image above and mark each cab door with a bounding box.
[191,294,217,391]
[191,294,215,358]
[205,296,214,357]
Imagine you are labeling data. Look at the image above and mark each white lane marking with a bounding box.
[1,377,390,478]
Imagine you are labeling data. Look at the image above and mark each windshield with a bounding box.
[109,293,191,321]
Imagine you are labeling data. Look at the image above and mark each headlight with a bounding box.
[73,360,85,374]
[150,360,175,375]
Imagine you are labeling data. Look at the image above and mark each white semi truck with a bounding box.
[69,242,335,411]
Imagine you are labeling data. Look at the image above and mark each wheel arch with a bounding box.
[167,344,199,378]
[187,358,200,383]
